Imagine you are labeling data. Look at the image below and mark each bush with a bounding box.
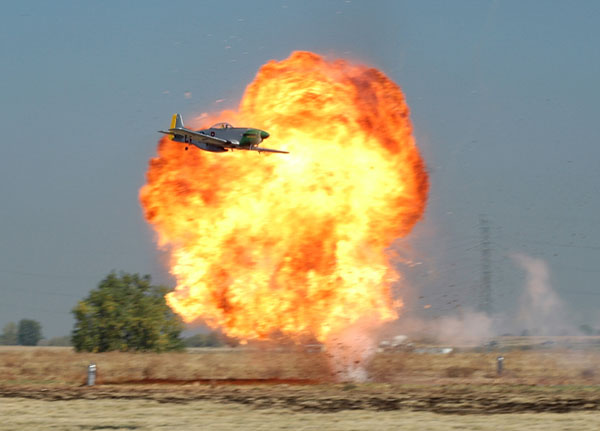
[184,332,222,347]
[39,335,72,347]
[0,322,18,345]
[71,272,185,352]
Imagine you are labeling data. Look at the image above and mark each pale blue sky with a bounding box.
[1,1,599,337]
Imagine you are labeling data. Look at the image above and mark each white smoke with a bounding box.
[512,253,573,335]
[325,317,380,382]
[384,308,495,347]
[433,309,494,345]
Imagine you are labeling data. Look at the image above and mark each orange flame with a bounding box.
[140,51,428,343]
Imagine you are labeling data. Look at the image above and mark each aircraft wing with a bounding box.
[158,128,235,148]
[248,146,289,154]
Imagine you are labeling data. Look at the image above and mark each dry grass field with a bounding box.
[3,397,600,431]
[1,344,600,430]
[2,344,600,386]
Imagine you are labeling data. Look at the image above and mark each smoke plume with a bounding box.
[512,253,572,335]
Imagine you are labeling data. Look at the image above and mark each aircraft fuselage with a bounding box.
[173,125,270,152]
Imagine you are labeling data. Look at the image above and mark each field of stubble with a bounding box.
[1,343,600,430]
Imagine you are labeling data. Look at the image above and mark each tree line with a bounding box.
[1,271,224,351]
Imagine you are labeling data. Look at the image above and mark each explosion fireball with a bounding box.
[140,52,428,349]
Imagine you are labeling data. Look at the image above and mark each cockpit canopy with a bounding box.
[210,122,234,129]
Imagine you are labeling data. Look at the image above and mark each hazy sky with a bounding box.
[1,1,599,337]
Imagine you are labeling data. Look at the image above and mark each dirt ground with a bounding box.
[2,397,600,431]
[1,381,599,414]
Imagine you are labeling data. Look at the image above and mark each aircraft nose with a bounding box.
[260,130,270,139]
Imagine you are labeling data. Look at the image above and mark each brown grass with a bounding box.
[368,349,600,385]
[0,346,332,385]
[2,346,600,386]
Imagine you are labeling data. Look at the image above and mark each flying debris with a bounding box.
[159,113,289,154]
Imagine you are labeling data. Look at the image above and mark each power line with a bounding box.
[0,267,94,281]
[509,238,600,251]
[479,214,492,314]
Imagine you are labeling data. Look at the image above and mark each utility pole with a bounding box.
[479,214,492,314]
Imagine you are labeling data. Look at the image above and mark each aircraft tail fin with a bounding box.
[170,113,184,129]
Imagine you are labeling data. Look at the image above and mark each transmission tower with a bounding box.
[479,214,492,314]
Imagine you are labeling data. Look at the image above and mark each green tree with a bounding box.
[0,322,18,345]
[71,272,185,352]
[17,319,42,346]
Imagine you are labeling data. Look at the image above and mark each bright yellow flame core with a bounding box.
[140,51,428,342]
